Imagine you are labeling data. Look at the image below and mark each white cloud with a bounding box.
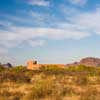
[1,6,100,65]
[60,5,80,17]
[0,54,16,65]
[31,11,50,25]
[0,25,90,48]
[30,11,61,26]
[0,47,8,55]
[69,8,100,35]
[59,6,100,36]
[1,7,100,49]
[28,40,45,47]
[28,0,50,6]
[68,0,88,5]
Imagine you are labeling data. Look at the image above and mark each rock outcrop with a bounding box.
[0,63,12,68]
[67,57,100,67]
[79,57,100,67]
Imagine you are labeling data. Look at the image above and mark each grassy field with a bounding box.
[0,65,100,100]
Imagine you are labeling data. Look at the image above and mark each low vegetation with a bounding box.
[0,65,100,100]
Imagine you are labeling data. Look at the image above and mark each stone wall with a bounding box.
[27,60,65,70]
[27,60,41,70]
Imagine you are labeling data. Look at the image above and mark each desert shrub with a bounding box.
[66,66,78,72]
[94,76,100,84]
[65,65,98,76]
[39,65,98,76]
[66,65,93,72]
[11,66,27,73]
[9,96,20,100]
[61,86,76,96]
[80,87,100,100]
[75,75,88,86]
[0,90,11,97]
[24,79,63,100]
[0,90,23,100]
[95,68,100,76]
[29,79,54,99]
[0,71,30,83]
[25,70,42,78]
[23,77,77,100]
[76,65,94,71]
[39,65,67,75]
[0,65,5,72]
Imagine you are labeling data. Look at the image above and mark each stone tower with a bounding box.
[27,60,40,70]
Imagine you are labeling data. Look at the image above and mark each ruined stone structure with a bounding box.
[27,60,41,70]
[27,57,100,70]
[27,59,65,70]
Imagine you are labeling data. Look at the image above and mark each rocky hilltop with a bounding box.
[67,57,100,67]
[0,63,12,68]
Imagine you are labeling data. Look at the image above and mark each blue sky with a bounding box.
[0,0,100,65]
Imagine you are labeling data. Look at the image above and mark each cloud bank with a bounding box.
[1,7,100,51]
[27,0,50,6]
[68,0,88,6]
[1,0,100,65]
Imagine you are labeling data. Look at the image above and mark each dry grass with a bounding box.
[0,65,100,100]
[80,87,100,100]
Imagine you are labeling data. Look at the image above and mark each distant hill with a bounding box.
[67,57,100,67]
[0,63,12,68]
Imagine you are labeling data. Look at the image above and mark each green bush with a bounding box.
[39,65,67,75]
[11,66,27,73]
[65,65,99,76]
[0,65,5,72]
[0,71,30,83]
